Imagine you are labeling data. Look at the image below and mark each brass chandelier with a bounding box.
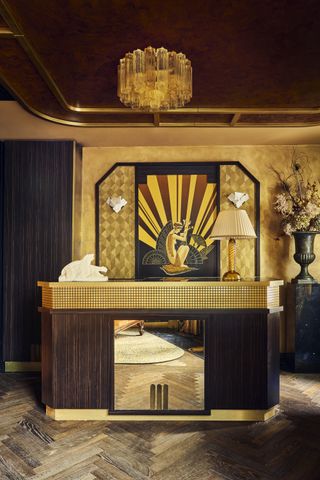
[117,46,192,111]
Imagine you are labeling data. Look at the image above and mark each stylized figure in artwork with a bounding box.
[142,219,215,276]
[166,220,192,268]
[58,254,108,282]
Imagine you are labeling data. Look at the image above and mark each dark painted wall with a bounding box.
[2,141,74,361]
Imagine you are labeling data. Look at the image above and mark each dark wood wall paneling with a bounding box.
[2,141,74,361]
[0,142,4,371]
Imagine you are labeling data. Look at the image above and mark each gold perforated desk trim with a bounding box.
[38,280,283,310]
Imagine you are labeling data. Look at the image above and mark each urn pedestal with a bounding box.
[286,283,320,372]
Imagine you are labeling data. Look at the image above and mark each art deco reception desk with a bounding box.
[38,279,283,421]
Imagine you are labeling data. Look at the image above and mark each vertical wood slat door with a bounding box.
[2,141,75,362]
[42,312,113,409]
[205,311,280,410]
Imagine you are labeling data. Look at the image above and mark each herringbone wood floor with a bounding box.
[0,372,320,479]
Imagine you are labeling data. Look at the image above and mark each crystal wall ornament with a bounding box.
[228,192,250,208]
[117,46,192,111]
[106,195,127,213]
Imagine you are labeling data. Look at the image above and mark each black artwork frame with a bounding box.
[95,161,260,279]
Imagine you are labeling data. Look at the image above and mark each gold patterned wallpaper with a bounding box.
[80,145,320,284]
[97,166,135,278]
[78,146,320,354]
[220,164,256,278]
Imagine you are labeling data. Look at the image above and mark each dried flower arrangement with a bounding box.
[273,151,320,236]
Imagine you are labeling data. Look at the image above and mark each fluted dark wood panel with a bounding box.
[41,310,53,405]
[40,309,280,412]
[42,312,113,409]
[205,311,280,410]
[3,141,74,361]
[267,312,280,406]
[0,142,4,371]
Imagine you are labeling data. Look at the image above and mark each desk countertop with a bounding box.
[38,278,284,288]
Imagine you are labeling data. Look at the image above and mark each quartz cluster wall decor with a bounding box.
[106,196,127,213]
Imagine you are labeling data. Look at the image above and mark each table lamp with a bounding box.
[210,209,256,281]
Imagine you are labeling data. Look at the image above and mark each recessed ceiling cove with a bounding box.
[0,0,320,127]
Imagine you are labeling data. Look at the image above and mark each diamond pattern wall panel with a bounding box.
[98,166,135,278]
[220,165,256,278]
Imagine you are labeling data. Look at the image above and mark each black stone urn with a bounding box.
[292,231,318,283]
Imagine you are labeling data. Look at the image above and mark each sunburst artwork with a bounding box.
[138,174,218,277]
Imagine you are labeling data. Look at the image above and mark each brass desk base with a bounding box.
[46,406,277,422]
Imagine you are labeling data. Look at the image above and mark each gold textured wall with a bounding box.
[220,164,256,278]
[79,145,320,352]
[98,166,135,278]
[80,145,320,283]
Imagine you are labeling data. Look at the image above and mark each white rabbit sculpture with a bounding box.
[58,254,108,282]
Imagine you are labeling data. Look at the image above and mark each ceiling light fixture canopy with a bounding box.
[117,46,192,112]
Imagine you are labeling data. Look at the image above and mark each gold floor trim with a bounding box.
[46,407,109,421]
[209,407,276,422]
[46,406,277,422]
[5,362,41,372]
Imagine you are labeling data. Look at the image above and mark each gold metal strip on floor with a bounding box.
[5,362,41,372]
[46,406,277,422]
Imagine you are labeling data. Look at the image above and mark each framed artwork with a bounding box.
[136,164,219,278]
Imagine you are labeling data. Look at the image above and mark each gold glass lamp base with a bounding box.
[222,238,241,281]
[222,270,241,281]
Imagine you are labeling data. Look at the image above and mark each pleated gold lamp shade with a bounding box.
[210,209,256,281]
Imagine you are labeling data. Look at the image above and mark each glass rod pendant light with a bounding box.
[117,46,192,111]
